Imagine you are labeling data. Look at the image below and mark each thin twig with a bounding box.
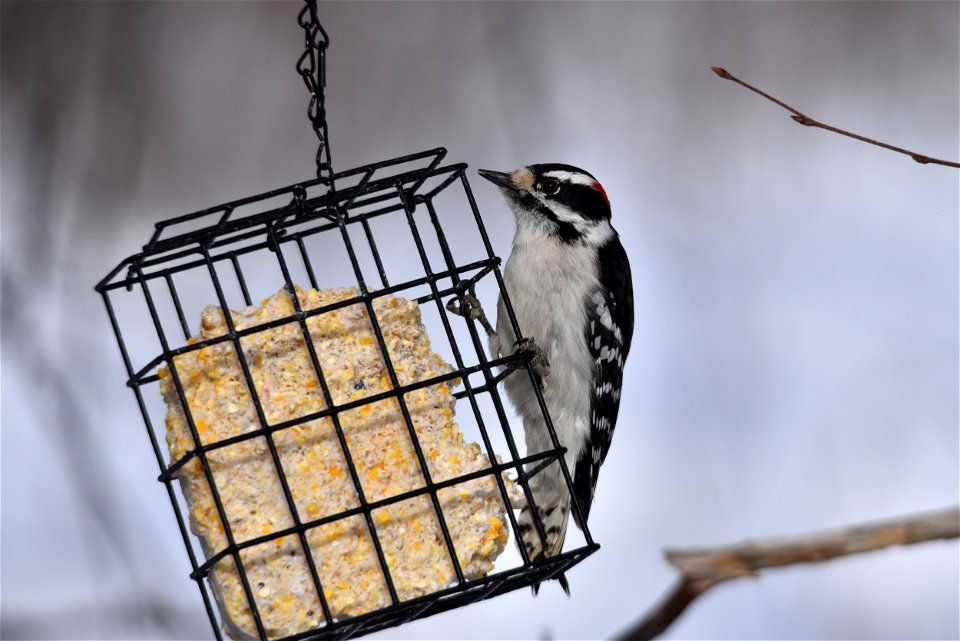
[617,506,960,640]
[711,66,959,168]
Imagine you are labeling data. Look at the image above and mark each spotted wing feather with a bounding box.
[572,236,633,527]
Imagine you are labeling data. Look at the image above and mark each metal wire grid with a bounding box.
[96,148,598,641]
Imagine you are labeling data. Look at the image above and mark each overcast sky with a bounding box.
[2,2,958,640]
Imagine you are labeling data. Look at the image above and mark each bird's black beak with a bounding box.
[477,169,520,193]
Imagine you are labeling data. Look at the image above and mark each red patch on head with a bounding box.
[591,181,609,204]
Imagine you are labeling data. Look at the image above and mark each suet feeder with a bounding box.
[95,3,597,639]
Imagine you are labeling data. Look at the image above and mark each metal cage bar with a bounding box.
[101,292,227,641]
[263,222,403,608]
[458,171,595,546]
[96,149,599,641]
[199,242,335,627]
[133,262,271,640]
[395,186,534,565]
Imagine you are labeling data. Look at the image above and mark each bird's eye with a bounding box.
[538,178,561,196]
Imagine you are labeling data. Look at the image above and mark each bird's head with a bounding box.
[477,164,612,244]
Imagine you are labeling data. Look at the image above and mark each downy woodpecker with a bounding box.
[477,164,634,591]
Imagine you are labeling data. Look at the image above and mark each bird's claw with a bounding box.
[445,285,482,320]
[446,282,496,337]
[512,337,550,388]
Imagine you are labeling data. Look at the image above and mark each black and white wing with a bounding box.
[572,236,634,527]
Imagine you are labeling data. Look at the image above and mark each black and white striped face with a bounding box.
[478,164,613,244]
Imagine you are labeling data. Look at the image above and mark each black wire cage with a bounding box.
[95,147,599,640]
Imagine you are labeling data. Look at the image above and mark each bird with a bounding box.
[476,164,634,593]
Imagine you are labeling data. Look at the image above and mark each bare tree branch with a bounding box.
[711,66,960,168]
[618,506,960,640]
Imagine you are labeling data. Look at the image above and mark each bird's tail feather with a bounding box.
[518,493,570,560]
[532,572,570,596]
[519,489,571,595]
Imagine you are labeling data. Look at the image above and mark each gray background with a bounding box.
[2,1,958,639]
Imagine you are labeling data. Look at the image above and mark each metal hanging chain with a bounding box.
[297,0,333,181]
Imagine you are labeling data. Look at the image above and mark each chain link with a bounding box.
[297,0,333,181]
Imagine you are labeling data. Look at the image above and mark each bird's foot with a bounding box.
[446,282,496,338]
[511,337,550,388]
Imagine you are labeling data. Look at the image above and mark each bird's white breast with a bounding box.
[493,235,599,461]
